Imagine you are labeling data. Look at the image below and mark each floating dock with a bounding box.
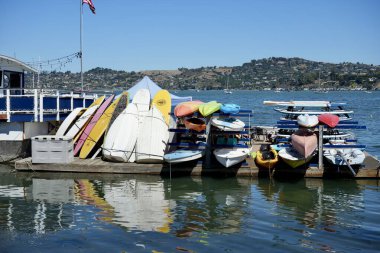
[14,144,380,179]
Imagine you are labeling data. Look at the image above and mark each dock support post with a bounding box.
[6,89,10,122]
[82,93,86,108]
[34,89,38,122]
[318,125,324,170]
[70,91,74,111]
[56,90,60,121]
[39,91,44,122]
[204,116,212,169]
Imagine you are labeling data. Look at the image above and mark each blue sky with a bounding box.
[1,0,379,72]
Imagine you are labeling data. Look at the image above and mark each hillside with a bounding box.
[29,57,380,91]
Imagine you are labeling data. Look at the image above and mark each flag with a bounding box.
[83,0,96,14]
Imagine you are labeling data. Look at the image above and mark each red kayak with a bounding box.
[318,114,339,128]
[174,100,203,117]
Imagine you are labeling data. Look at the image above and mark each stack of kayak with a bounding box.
[165,100,251,168]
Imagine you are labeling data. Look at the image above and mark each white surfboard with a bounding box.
[56,107,85,136]
[136,106,169,163]
[129,89,151,162]
[103,103,139,162]
[65,105,99,138]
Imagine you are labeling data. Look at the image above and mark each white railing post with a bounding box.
[82,92,86,107]
[6,89,10,122]
[70,91,74,110]
[34,89,38,122]
[56,90,60,121]
[39,90,44,122]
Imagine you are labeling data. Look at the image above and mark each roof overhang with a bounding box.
[0,54,37,73]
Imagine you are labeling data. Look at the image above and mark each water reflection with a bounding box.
[0,169,376,251]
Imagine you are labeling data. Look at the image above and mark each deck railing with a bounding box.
[0,89,97,122]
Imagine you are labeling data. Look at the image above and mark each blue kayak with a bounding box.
[220,104,240,114]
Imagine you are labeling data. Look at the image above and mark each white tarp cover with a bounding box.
[127,76,192,105]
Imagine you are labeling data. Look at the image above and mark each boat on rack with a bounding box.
[213,146,249,168]
[318,114,340,128]
[211,117,245,131]
[255,144,279,169]
[323,140,365,166]
[297,114,319,128]
[278,147,314,168]
[291,129,318,158]
[174,100,203,117]
[164,149,205,164]
[264,100,353,121]
[199,101,222,117]
[184,117,206,132]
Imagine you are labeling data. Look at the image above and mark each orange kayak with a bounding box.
[184,117,206,132]
[174,100,203,117]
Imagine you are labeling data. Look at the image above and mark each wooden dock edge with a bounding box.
[13,154,380,179]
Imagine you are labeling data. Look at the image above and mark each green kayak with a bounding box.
[199,101,221,117]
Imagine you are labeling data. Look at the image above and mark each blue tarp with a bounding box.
[127,76,192,105]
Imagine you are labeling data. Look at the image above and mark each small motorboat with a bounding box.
[291,129,317,158]
[318,114,340,128]
[278,147,314,168]
[184,117,206,132]
[174,100,204,117]
[297,114,319,128]
[220,104,240,114]
[213,147,250,168]
[255,144,279,169]
[164,149,205,164]
[198,101,222,117]
[211,117,245,131]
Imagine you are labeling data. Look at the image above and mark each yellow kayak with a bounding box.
[198,101,221,117]
[255,145,279,169]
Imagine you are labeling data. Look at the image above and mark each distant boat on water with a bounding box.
[224,75,232,94]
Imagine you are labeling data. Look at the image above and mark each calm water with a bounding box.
[0,91,379,252]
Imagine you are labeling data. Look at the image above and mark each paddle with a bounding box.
[336,150,356,176]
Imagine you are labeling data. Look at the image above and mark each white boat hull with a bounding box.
[211,117,245,131]
[213,147,249,168]
[324,148,365,166]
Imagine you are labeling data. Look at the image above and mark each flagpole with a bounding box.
[80,0,84,91]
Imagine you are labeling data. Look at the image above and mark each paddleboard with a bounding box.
[103,103,139,162]
[80,93,129,159]
[65,96,105,138]
[136,106,169,163]
[74,95,115,157]
[152,89,171,125]
[56,107,85,136]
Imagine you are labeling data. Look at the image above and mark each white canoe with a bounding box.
[164,149,204,164]
[103,103,139,162]
[324,148,365,166]
[213,147,249,168]
[65,105,99,138]
[297,114,319,128]
[278,147,314,168]
[56,107,85,136]
[136,106,169,163]
[211,117,245,131]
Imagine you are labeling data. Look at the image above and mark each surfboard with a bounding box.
[74,95,115,156]
[80,93,129,159]
[151,89,171,125]
[65,96,105,138]
[103,103,139,162]
[106,92,129,134]
[136,106,169,163]
[129,89,151,162]
[56,107,85,136]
